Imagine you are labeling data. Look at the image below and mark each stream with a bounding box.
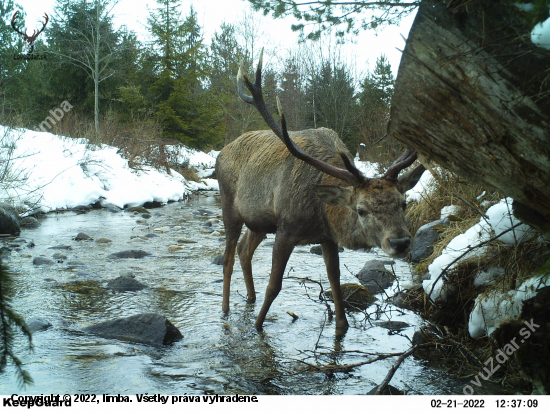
[0,194,468,395]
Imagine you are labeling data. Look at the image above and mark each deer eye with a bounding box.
[357,208,367,217]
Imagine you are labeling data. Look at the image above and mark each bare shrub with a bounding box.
[47,111,170,171]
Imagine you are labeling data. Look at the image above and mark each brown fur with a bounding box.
[216,127,423,334]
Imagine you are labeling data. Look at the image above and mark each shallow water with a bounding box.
[1,194,467,394]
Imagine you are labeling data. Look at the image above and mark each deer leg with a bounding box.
[237,229,266,303]
[321,241,349,335]
[222,221,243,313]
[255,234,295,329]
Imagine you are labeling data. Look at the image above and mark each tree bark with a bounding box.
[388,0,550,225]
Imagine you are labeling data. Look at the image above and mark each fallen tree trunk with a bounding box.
[388,0,550,229]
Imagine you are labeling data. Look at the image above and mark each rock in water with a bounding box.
[26,317,52,333]
[107,250,151,259]
[212,254,224,265]
[84,313,183,346]
[356,260,395,294]
[33,257,55,266]
[20,216,40,229]
[411,219,450,263]
[0,203,21,235]
[74,232,91,241]
[107,275,148,292]
[367,384,404,395]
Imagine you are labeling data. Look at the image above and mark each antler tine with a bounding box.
[382,148,418,180]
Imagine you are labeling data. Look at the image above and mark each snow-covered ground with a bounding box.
[0,126,218,213]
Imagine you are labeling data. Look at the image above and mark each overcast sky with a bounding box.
[14,0,417,77]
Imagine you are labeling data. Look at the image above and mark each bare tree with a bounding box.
[48,0,119,141]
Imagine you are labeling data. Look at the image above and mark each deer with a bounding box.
[215,50,425,335]
[11,11,49,54]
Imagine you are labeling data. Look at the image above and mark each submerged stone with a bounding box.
[84,313,183,346]
[107,250,151,259]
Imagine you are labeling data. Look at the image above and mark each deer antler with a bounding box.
[382,148,418,181]
[237,49,364,187]
[11,11,25,36]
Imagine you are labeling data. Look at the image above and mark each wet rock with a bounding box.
[375,321,410,331]
[26,317,52,333]
[201,228,214,234]
[33,257,55,266]
[20,216,40,229]
[411,219,450,263]
[74,232,91,241]
[75,271,100,279]
[193,208,214,216]
[153,226,170,233]
[67,260,86,268]
[356,260,395,294]
[107,250,152,259]
[0,202,21,235]
[367,384,404,395]
[144,233,158,239]
[136,219,147,224]
[143,201,162,209]
[126,206,150,214]
[167,245,184,252]
[141,214,152,219]
[324,283,375,311]
[107,275,148,292]
[107,207,121,213]
[212,254,224,265]
[178,238,197,244]
[388,285,423,311]
[95,238,113,244]
[73,205,90,212]
[83,313,183,346]
[48,245,72,250]
[52,252,67,260]
[203,221,213,228]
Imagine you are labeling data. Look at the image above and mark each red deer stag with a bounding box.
[215,50,425,334]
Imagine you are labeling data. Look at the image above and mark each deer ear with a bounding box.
[312,185,353,207]
[397,164,426,193]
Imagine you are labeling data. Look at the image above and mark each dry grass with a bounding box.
[44,111,172,171]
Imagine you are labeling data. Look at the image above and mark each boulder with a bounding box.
[20,216,40,229]
[212,254,224,265]
[0,203,20,235]
[356,260,395,294]
[107,275,148,292]
[411,219,450,263]
[26,317,52,333]
[74,232,91,241]
[325,283,375,311]
[107,250,151,259]
[33,257,55,266]
[83,313,183,346]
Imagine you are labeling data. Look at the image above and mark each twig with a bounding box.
[375,343,435,394]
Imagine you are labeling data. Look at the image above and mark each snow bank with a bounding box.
[0,126,216,213]
[423,217,493,301]
[532,16,550,50]
[468,274,550,338]
[422,198,533,302]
